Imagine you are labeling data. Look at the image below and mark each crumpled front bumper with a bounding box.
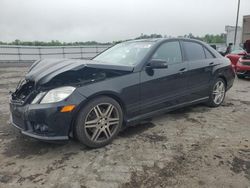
[10,119,69,141]
[9,90,86,141]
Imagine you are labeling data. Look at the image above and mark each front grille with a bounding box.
[242,61,250,66]
[11,112,26,130]
[242,55,250,60]
[11,79,35,105]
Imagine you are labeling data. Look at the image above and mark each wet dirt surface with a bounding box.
[0,65,250,188]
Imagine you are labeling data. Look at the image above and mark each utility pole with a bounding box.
[234,0,240,46]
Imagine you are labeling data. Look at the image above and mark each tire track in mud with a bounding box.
[230,149,250,180]
[122,138,214,188]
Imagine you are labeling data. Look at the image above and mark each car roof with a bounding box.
[124,38,162,43]
[126,38,205,44]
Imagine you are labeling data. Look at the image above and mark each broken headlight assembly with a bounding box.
[31,86,76,104]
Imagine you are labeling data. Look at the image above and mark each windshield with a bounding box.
[230,46,245,54]
[93,41,154,66]
[231,49,245,54]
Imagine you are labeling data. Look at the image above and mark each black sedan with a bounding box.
[9,38,235,148]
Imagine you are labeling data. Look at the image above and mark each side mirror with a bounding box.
[148,59,168,69]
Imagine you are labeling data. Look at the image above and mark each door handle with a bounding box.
[179,68,187,72]
[179,68,187,74]
[209,62,214,66]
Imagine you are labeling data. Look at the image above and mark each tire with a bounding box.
[237,74,245,79]
[206,78,226,107]
[75,96,123,148]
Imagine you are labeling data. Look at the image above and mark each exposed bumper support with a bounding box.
[11,121,69,141]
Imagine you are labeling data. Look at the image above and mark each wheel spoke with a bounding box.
[218,83,223,90]
[103,127,112,138]
[108,118,119,125]
[217,95,222,103]
[91,128,102,141]
[216,98,219,104]
[104,105,114,117]
[215,83,219,90]
[214,94,220,103]
[85,119,98,128]
[93,106,103,118]
[213,91,219,95]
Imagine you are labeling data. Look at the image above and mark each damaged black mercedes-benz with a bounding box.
[9,38,235,148]
[9,58,135,144]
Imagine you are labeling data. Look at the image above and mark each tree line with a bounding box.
[0,33,226,46]
[136,33,226,44]
[0,40,111,46]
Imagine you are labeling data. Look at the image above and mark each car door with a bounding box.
[139,40,189,115]
[181,40,215,101]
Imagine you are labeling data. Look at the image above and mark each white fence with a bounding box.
[0,45,110,63]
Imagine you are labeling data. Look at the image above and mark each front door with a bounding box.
[139,40,189,115]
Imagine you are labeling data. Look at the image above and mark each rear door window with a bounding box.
[204,48,214,59]
[183,41,206,61]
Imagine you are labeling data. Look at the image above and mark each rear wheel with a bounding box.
[75,96,123,148]
[206,78,226,107]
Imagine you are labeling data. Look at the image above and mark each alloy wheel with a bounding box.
[212,81,225,105]
[84,103,120,142]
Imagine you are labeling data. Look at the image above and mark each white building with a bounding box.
[242,15,250,43]
[225,25,242,46]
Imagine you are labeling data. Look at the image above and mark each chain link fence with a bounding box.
[0,45,110,63]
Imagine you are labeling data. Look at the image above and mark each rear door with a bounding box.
[139,40,189,114]
[181,40,216,100]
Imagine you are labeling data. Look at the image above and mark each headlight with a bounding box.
[31,92,46,104]
[32,86,75,104]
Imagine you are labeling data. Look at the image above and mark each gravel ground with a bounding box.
[0,65,249,188]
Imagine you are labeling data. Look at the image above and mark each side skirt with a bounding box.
[125,97,209,126]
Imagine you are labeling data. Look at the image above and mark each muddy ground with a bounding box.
[0,65,249,188]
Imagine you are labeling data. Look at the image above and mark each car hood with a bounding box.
[25,59,134,85]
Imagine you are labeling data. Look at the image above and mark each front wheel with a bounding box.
[75,96,123,148]
[206,78,226,107]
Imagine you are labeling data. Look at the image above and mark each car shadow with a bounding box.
[2,103,212,158]
[2,133,65,158]
[119,121,156,138]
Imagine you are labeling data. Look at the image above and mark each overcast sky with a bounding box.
[0,0,250,42]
